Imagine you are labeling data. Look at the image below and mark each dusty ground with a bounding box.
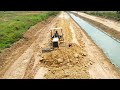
[0,11,120,79]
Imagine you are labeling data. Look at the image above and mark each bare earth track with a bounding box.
[0,11,120,79]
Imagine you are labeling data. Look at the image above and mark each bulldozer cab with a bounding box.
[51,27,64,48]
[51,27,64,42]
[42,27,64,52]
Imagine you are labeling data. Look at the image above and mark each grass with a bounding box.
[0,11,59,52]
[84,11,120,21]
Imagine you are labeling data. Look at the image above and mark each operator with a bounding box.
[52,31,61,38]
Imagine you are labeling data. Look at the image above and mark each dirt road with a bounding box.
[0,11,120,79]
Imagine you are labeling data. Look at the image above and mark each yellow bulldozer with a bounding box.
[51,27,64,48]
[42,27,64,53]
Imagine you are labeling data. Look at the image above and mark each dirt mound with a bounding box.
[38,43,89,79]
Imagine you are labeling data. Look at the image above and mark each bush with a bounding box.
[86,11,120,21]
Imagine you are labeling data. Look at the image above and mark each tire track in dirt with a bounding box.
[69,23,80,46]
[23,17,58,79]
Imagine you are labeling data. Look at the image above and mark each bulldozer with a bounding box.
[51,27,64,48]
[42,27,64,53]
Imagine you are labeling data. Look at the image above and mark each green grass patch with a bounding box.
[85,11,120,21]
[0,11,59,51]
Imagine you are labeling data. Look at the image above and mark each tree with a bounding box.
[117,11,120,20]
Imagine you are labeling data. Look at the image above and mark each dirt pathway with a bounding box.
[69,23,80,46]
[33,12,90,79]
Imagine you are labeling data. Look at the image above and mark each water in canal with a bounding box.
[69,13,120,68]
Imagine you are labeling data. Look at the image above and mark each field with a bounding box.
[0,11,59,52]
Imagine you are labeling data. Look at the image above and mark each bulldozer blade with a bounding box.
[42,48,53,53]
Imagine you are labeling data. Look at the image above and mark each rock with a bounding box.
[57,58,63,63]
[42,55,48,60]
[51,64,58,67]
[90,63,92,65]
[38,53,41,56]
[69,43,72,47]
[67,63,72,66]
[39,57,44,61]
[74,53,79,58]
[81,52,87,56]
